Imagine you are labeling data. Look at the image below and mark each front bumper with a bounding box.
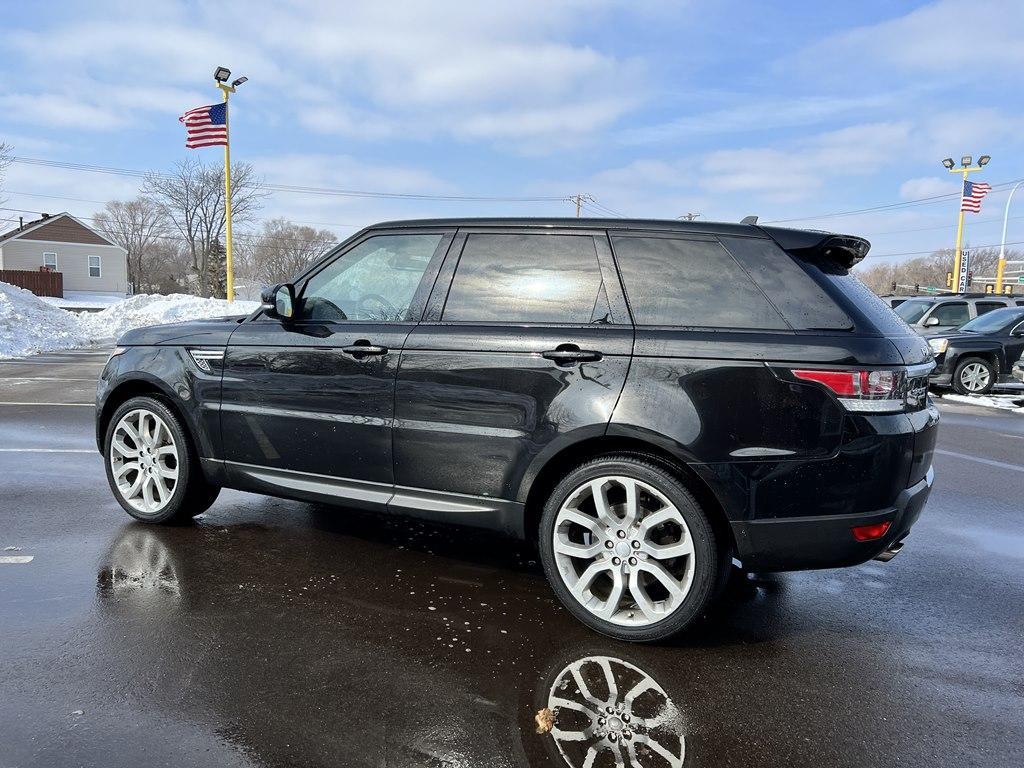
[730,465,934,572]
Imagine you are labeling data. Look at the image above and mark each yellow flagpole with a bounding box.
[951,169,966,292]
[218,83,235,303]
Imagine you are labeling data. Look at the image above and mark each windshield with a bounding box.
[894,299,934,324]
[958,308,1024,334]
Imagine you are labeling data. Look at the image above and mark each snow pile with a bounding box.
[0,282,259,358]
[0,281,87,359]
[939,393,1024,414]
[78,293,259,341]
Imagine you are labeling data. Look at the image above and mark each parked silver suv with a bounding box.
[894,294,1015,334]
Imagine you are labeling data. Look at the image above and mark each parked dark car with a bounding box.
[894,294,1015,335]
[925,306,1024,394]
[96,218,938,641]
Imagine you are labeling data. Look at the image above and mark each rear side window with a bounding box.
[976,301,1006,315]
[611,235,787,329]
[719,236,852,330]
[442,234,607,323]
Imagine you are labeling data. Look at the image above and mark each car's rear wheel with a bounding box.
[952,356,996,395]
[539,455,721,642]
[104,396,219,524]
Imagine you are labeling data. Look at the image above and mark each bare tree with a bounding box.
[0,141,12,206]
[856,247,1022,295]
[93,197,167,293]
[142,157,265,297]
[236,218,337,291]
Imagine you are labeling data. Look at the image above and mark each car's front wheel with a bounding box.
[539,455,722,642]
[104,396,219,524]
[952,356,996,395]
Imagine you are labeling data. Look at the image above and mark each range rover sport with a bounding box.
[96,218,938,642]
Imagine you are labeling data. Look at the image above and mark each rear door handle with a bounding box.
[341,341,388,358]
[542,344,603,365]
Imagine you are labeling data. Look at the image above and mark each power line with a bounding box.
[9,156,568,203]
[763,177,1024,225]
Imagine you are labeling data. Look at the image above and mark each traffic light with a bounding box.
[1006,285,1015,295]
[946,272,953,288]
[985,284,994,294]
[890,281,897,293]
[914,283,920,293]
[967,271,973,284]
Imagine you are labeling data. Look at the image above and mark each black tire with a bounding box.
[103,396,219,524]
[538,454,722,643]
[952,356,996,395]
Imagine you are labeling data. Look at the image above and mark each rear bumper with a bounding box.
[730,465,933,572]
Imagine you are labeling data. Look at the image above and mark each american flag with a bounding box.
[960,179,992,213]
[179,102,228,149]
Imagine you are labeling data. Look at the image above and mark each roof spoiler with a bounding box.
[760,226,870,268]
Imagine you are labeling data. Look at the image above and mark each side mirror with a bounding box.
[924,316,940,327]
[260,283,295,320]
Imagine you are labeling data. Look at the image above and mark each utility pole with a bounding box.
[941,154,990,294]
[677,212,702,221]
[571,194,585,218]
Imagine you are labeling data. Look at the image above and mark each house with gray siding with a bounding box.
[0,212,128,296]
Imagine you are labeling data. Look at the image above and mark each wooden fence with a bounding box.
[0,269,64,297]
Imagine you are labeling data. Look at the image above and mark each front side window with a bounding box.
[929,302,969,326]
[43,252,57,269]
[442,234,607,324]
[297,234,442,322]
[612,235,787,329]
[895,300,933,324]
[88,255,101,278]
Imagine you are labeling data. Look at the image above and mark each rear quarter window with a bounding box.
[610,235,787,329]
[718,236,853,330]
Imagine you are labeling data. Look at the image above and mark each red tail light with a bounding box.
[851,521,891,542]
[792,368,906,412]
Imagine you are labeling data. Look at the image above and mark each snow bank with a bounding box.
[939,393,1024,414]
[0,282,259,358]
[0,281,87,359]
[78,293,258,342]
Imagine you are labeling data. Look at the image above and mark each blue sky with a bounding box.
[1,0,1022,265]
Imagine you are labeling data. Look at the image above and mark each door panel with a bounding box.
[394,324,632,500]
[221,321,411,484]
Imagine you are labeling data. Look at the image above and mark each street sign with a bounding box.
[1017,275,1024,284]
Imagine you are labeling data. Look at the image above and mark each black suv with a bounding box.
[925,306,1024,394]
[96,218,938,641]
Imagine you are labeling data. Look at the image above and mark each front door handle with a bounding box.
[542,344,603,366]
[341,340,388,358]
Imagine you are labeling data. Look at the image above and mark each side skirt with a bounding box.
[201,458,525,538]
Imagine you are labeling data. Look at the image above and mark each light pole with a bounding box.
[996,180,1022,294]
[213,66,248,302]
[942,153,990,293]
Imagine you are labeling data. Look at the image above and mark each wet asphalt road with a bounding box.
[1,349,1022,768]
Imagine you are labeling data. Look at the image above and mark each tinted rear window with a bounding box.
[611,235,787,329]
[719,236,853,330]
[818,267,913,336]
[442,233,606,324]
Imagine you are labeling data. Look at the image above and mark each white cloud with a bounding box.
[792,0,1024,80]
[0,93,128,131]
[899,177,958,200]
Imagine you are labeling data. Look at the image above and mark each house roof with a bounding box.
[0,212,125,251]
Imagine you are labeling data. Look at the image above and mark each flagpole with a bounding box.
[944,155,990,294]
[217,81,235,303]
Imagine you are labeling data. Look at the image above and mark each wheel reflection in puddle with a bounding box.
[97,527,181,599]
[546,655,685,768]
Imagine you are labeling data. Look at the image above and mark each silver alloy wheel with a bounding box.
[959,362,991,392]
[109,409,179,515]
[552,476,696,627]
[546,655,685,768]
